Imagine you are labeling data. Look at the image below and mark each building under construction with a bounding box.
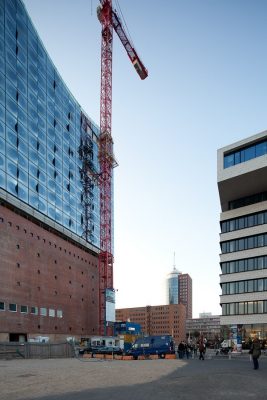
[0,0,105,342]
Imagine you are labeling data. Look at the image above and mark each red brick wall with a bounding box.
[116,303,186,345]
[0,205,99,340]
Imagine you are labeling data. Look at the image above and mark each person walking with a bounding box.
[250,337,261,370]
[199,341,205,360]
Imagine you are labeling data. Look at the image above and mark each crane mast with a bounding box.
[97,0,147,335]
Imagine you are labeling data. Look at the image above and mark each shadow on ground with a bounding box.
[23,357,267,400]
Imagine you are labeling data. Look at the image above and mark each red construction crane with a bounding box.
[97,0,148,335]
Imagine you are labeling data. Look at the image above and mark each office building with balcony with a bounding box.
[218,130,267,344]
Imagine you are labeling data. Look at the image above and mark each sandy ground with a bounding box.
[0,358,185,400]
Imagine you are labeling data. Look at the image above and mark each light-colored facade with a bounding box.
[218,130,267,343]
[116,304,186,345]
[186,315,220,344]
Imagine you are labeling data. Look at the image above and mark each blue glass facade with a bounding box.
[0,0,101,247]
[224,139,267,169]
[166,269,179,305]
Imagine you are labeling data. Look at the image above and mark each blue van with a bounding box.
[128,335,175,359]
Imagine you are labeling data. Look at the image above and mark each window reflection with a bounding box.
[224,138,267,169]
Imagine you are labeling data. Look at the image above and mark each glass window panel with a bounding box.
[229,262,235,273]
[0,169,5,188]
[239,302,244,315]
[238,238,245,251]
[238,281,244,293]
[247,280,254,292]
[29,190,39,208]
[258,279,263,291]
[247,236,254,249]
[30,306,38,315]
[230,282,235,294]
[0,104,5,123]
[9,303,17,312]
[255,141,267,157]
[247,258,254,271]
[20,305,28,313]
[238,217,245,230]
[230,303,235,315]
[18,168,27,185]
[247,302,253,314]
[40,307,47,316]
[55,209,62,224]
[244,146,255,161]
[258,235,264,247]
[229,220,235,231]
[247,215,255,227]
[0,151,5,169]
[38,197,47,213]
[238,259,245,272]
[17,74,27,96]
[18,184,28,202]
[0,87,5,106]
[47,205,55,219]
[258,301,263,314]
[49,309,55,317]
[221,284,227,295]
[257,257,264,269]
[7,160,18,178]
[258,212,264,225]
[18,138,28,156]
[229,241,235,252]
[38,157,46,171]
[6,64,17,86]
[234,151,240,164]
[18,107,27,128]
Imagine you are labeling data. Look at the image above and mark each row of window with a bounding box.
[1,0,101,247]
[224,139,267,169]
[229,192,267,211]
[221,210,267,233]
[0,301,63,317]
[221,256,267,275]
[221,278,267,295]
[221,300,267,316]
[221,233,267,254]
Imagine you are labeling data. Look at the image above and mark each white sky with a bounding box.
[23,0,267,317]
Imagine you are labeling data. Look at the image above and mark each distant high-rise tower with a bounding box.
[179,273,192,319]
[166,253,180,304]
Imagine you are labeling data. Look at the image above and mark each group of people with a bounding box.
[177,341,205,360]
[177,337,262,368]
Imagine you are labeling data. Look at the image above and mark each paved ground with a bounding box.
[1,354,267,400]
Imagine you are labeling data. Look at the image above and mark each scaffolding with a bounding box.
[79,112,98,243]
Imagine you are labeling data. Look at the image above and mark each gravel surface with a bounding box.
[0,358,185,400]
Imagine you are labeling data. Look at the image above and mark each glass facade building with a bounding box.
[166,268,179,305]
[0,0,101,247]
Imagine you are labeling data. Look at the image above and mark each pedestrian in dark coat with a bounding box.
[198,341,205,360]
[251,337,261,370]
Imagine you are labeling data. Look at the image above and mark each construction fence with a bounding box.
[0,342,75,360]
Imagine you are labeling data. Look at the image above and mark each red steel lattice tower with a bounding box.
[97,0,147,335]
